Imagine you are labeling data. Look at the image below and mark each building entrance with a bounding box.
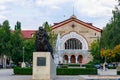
[78,55,83,63]
[71,55,75,63]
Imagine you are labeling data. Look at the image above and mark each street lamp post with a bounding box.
[23,47,24,62]
[21,47,26,68]
[105,56,106,63]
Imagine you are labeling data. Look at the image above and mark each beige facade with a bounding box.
[53,15,102,64]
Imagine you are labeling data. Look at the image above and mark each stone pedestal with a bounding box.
[32,52,56,80]
[21,62,26,68]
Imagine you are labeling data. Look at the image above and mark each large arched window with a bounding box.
[65,38,82,49]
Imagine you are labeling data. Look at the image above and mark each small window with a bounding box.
[94,33,96,36]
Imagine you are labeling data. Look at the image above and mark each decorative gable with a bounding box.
[52,15,102,32]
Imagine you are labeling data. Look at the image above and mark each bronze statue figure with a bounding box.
[35,27,54,59]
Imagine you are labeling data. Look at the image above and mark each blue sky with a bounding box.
[0,0,118,30]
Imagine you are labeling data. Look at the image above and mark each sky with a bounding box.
[0,0,118,30]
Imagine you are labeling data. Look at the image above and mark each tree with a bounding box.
[0,27,5,56]
[10,21,24,65]
[0,20,12,67]
[100,49,115,62]
[1,20,11,56]
[90,40,101,64]
[0,24,2,28]
[100,1,120,62]
[23,37,35,63]
[15,21,21,32]
[113,44,120,62]
[100,1,120,49]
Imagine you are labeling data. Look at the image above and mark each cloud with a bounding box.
[75,0,118,17]
[0,15,6,23]
[13,0,34,7]
[35,0,69,6]
[0,0,17,22]
[0,0,15,3]
[35,0,70,9]
[0,5,6,11]
[0,0,118,29]
[0,5,7,19]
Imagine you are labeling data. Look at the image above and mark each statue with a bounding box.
[35,27,54,59]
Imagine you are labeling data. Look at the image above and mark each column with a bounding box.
[68,56,71,63]
[3,55,6,68]
[75,56,78,63]
[73,39,75,49]
[69,40,70,49]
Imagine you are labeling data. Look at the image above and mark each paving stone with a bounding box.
[1,69,120,80]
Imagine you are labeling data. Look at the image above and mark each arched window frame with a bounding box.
[64,38,82,49]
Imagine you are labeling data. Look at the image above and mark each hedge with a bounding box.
[14,67,32,75]
[68,64,80,67]
[117,71,120,75]
[59,64,94,68]
[108,66,116,69]
[57,68,97,75]
[14,67,97,75]
[84,64,94,68]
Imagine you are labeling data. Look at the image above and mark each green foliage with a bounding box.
[23,38,35,62]
[57,68,97,75]
[61,64,68,68]
[0,20,11,57]
[59,64,95,68]
[10,21,24,65]
[100,1,120,62]
[117,71,120,75]
[14,67,97,75]
[108,66,116,69]
[90,40,101,63]
[14,67,32,75]
[85,64,94,68]
[100,49,115,62]
[15,21,21,31]
[0,20,24,66]
[101,4,120,49]
[0,24,2,28]
[113,44,120,62]
[0,28,5,55]
[68,64,80,67]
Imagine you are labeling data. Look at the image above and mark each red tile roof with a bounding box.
[21,30,35,39]
[20,16,102,39]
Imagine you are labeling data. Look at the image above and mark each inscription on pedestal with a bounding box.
[37,57,46,66]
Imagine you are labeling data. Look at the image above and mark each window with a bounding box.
[65,38,82,49]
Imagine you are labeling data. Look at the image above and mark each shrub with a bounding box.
[57,68,97,75]
[61,64,68,68]
[108,66,116,69]
[14,67,97,75]
[85,64,94,68]
[68,64,80,67]
[14,67,32,75]
[117,71,120,75]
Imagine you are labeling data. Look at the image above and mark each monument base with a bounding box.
[32,52,56,80]
[21,62,26,68]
